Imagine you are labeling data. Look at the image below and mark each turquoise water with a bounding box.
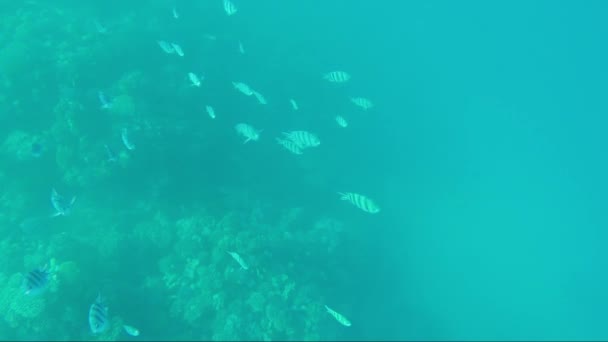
[1,0,607,340]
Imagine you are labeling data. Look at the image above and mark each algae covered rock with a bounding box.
[0,273,46,328]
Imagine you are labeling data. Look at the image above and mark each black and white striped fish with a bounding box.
[323,71,351,83]
[282,130,320,149]
[350,97,374,110]
[338,192,380,214]
[276,137,303,155]
[235,123,261,143]
[223,0,238,16]
[89,295,109,334]
[335,115,348,128]
[23,266,51,296]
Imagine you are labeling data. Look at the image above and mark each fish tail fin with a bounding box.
[337,192,348,200]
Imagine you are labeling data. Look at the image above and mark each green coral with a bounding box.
[132,211,174,249]
[157,205,334,340]
[53,260,81,291]
[0,273,46,328]
[247,292,266,313]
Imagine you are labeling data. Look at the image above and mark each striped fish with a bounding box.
[23,266,51,296]
[89,295,109,334]
[235,123,261,143]
[282,130,320,149]
[276,137,303,155]
[223,0,238,16]
[324,305,352,327]
[335,115,348,128]
[338,192,380,214]
[350,97,374,110]
[323,71,351,83]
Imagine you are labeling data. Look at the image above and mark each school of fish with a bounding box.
[20,0,384,334]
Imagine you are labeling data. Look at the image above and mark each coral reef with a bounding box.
[152,203,344,340]
[0,2,356,340]
[0,273,46,329]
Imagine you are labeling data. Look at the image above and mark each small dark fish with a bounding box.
[89,295,109,334]
[31,141,43,158]
[23,266,51,296]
